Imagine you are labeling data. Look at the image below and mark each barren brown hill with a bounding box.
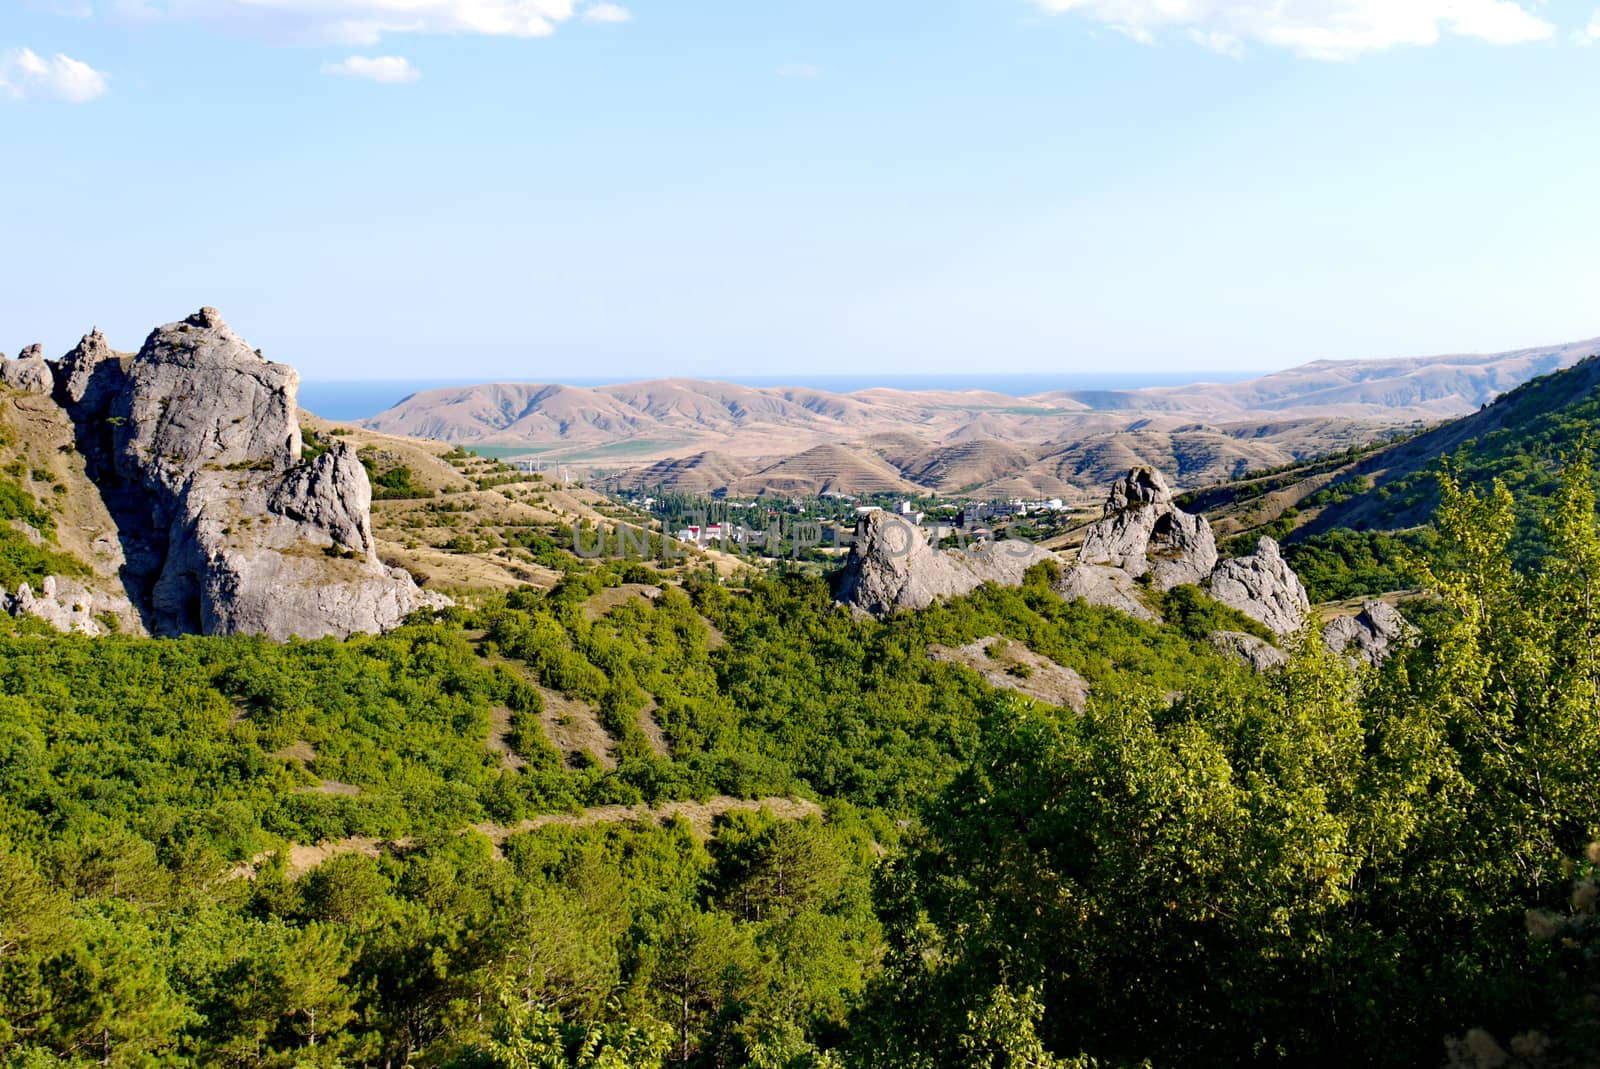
[731,443,924,498]
[1032,337,1599,418]
[626,450,756,496]
[360,336,1597,500]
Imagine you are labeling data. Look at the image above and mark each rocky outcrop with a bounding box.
[56,328,125,409]
[1,343,54,394]
[1323,600,1411,666]
[1054,562,1158,622]
[1209,630,1288,672]
[1207,536,1310,638]
[269,442,376,558]
[1075,467,1218,589]
[1054,466,1217,618]
[836,511,1055,615]
[41,307,448,640]
[1,577,140,637]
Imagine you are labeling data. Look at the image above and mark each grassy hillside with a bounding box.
[1167,353,1600,601]
[1303,353,1600,535]
[6,466,1600,1066]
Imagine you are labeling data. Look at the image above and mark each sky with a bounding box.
[3,0,1600,382]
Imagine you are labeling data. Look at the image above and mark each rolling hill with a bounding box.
[358,337,1599,501]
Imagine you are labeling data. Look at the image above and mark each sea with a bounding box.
[298,371,1257,422]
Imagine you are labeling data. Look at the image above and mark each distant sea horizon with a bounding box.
[298,371,1259,422]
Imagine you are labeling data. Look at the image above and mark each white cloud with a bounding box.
[1027,0,1556,60]
[777,62,820,78]
[321,54,420,83]
[1580,12,1600,44]
[582,3,630,23]
[0,47,109,101]
[114,0,582,46]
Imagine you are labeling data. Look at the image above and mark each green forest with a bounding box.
[5,456,1600,1068]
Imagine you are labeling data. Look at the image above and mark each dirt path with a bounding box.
[268,795,822,878]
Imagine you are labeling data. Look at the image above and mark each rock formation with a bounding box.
[0,577,140,637]
[1,343,54,394]
[56,328,124,409]
[835,511,1055,615]
[1323,600,1411,666]
[1076,467,1218,588]
[1207,537,1310,639]
[1054,466,1217,619]
[1054,562,1158,622]
[1209,630,1288,672]
[12,307,448,640]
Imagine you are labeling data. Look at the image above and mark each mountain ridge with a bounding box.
[358,336,1599,501]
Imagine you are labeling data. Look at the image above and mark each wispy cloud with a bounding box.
[1579,11,1600,45]
[113,1,585,46]
[1026,0,1555,60]
[582,3,630,24]
[0,47,109,101]
[777,61,820,78]
[321,54,420,83]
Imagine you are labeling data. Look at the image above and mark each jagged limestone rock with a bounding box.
[1076,466,1218,589]
[269,442,376,559]
[1323,600,1412,666]
[1209,630,1288,672]
[49,307,449,640]
[112,307,301,499]
[835,511,1055,615]
[1055,466,1217,617]
[1054,562,1158,622]
[55,327,124,409]
[0,577,140,637]
[1207,536,1310,638]
[1,343,54,394]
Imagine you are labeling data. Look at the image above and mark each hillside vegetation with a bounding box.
[4,452,1600,1066]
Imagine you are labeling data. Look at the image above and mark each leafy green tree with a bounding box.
[486,993,671,1069]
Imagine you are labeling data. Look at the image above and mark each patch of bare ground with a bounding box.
[1313,588,1427,622]
[297,779,362,797]
[929,635,1090,712]
[271,740,365,796]
[487,705,527,771]
[583,582,661,621]
[377,540,560,594]
[476,795,822,843]
[638,698,670,758]
[284,837,396,877]
[257,796,821,878]
[538,686,617,770]
[272,740,317,764]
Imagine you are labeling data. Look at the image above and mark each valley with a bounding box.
[352,336,1598,503]
[3,315,1600,1069]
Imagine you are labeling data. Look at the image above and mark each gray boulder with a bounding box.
[1323,600,1412,666]
[1207,536,1310,638]
[112,307,301,498]
[1209,630,1288,672]
[1,343,54,394]
[836,511,1056,615]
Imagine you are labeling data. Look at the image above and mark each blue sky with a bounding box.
[3,0,1599,381]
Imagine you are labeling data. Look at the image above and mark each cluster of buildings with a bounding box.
[959,498,1066,528]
